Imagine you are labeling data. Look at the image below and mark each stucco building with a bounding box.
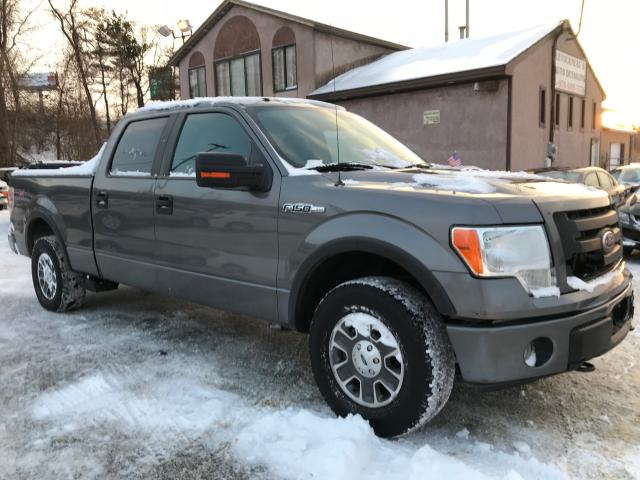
[600,127,636,169]
[171,5,614,172]
[310,21,606,172]
[168,0,404,100]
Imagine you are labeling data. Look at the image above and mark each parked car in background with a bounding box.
[0,167,17,183]
[0,180,8,210]
[611,164,640,188]
[532,167,631,208]
[617,193,640,253]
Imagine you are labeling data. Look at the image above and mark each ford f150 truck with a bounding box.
[7,98,634,437]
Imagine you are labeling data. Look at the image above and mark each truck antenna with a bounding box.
[330,24,343,187]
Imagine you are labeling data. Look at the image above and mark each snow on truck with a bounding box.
[7,98,635,437]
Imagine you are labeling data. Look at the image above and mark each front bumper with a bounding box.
[446,283,634,384]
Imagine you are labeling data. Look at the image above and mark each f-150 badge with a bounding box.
[282,203,326,214]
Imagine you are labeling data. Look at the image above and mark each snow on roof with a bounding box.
[138,96,342,113]
[312,22,561,96]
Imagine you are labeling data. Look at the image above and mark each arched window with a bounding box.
[213,16,262,96]
[272,26,296,92]
[188,51,206,98]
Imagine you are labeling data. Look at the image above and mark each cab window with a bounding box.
[596,171,613,188]
[110,117,168,175]
[584,172,599,187]
[171,113,252,176]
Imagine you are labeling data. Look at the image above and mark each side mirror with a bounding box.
[195,152,271,191]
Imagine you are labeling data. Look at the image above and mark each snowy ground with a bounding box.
[0,208,639,480]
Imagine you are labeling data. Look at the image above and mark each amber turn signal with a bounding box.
[200,171,231,179]
[452,228,484,274]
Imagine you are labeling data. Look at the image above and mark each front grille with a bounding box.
[554,204,622,281]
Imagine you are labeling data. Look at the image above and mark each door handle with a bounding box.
[96,191,108,209]
[156,194,173,215]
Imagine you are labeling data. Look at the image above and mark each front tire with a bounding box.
[31,236,86,312]
[309,276,455,437]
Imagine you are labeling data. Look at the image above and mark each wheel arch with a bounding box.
[289,237,456,332]
[25,213,69,264]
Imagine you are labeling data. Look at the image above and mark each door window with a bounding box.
[597,171,613,188]
[171,113,252,176]
[584,172,599,187]
[110,117,168,175]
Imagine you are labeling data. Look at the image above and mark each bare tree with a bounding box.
[0,0,35,167]
[48,0,101,147]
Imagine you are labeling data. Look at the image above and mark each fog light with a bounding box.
[523,337,553,367]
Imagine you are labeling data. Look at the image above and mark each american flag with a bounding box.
[448,151,461,167]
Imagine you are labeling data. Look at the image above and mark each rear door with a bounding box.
[92,114,173,288]
[153,108,280,321]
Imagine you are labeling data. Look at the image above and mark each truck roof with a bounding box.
[134,96,344,116]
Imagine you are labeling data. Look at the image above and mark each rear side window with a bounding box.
[596,171,613,188]
[171,113,252,176]
[584,172,599,187]
[110,117,168,175]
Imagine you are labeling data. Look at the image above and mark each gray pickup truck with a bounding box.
[7,98,634,437]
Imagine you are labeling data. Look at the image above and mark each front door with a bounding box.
[92,115,171,289]
[153,109,280,321]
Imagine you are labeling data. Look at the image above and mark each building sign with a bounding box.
[423,110,441,125]
[149,67,175,101]
[555,50,586,96]
[18,72,58,91]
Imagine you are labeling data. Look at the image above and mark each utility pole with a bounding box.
[445,0,449,42]
[465,0,470,38]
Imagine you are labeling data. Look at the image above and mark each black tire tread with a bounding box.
[32,236,86,312]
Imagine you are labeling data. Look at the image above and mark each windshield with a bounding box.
[248,106,427,169]
[616,168,640,183]
[541,170,582,182]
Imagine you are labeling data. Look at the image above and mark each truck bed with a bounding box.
[8,174,98,276]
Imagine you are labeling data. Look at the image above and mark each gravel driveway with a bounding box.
[0,209,638,479]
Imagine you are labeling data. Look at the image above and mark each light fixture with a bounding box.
[177,19,192,33]
[158,25,173,37]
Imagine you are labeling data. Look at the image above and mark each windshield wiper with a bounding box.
[308,162,375,172]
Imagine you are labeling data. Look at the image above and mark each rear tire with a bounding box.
[31,236,85,312]
[309,276,455,438]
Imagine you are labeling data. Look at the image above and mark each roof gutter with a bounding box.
[308,65,507,102]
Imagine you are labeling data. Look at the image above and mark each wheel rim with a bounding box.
[37,252,57,300]
[329,311,404,408]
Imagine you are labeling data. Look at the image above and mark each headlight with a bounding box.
[451,225,555,293]
[619,212,630,224]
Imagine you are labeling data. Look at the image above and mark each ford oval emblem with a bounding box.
[601,230,616,253]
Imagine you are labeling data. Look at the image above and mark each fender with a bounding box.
[26,198,66,253]
[283,213,463,328]
[25,209,73,269]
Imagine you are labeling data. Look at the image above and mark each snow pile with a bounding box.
[567,266,622,293]
[12,143,106,177]
[312,23,560,95]
[529,286,560,299]
[413,173,496,194]
[28,365,568,480]
[139,96,342,113]
[235,409,523,480]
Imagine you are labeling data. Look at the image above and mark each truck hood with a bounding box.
[337,167,610,203]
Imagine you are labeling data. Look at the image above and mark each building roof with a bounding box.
[168,0,407,67]
[310,22,565,100]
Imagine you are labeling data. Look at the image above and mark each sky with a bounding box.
[25,0,639,129]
